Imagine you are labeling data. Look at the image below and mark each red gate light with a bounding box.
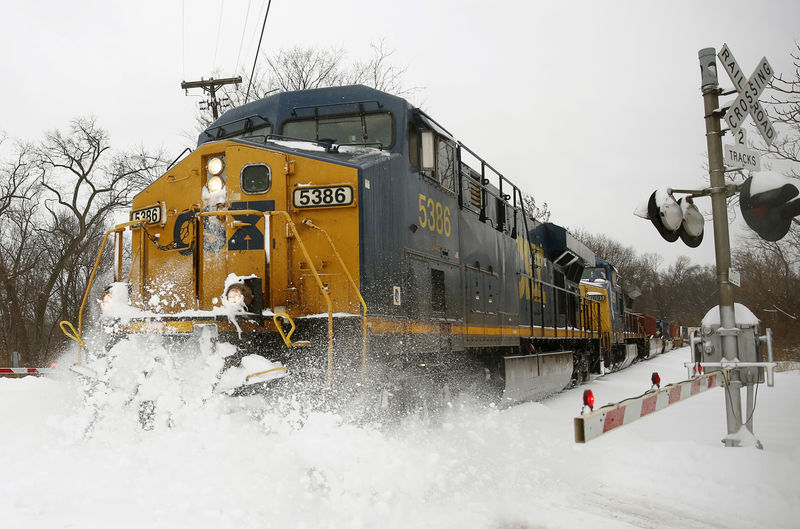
[583,389,595,411]
[651,372,661,389]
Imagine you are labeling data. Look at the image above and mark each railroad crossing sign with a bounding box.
[717,44,777,145]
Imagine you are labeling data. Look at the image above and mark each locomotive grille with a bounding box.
[469,180,482,208]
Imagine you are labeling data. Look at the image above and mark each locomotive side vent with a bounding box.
[469,180,482,208]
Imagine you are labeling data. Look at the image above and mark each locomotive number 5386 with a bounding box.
[292,185,353,208]
[418,193,451,237]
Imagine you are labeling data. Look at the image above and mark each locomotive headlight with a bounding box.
[207,175,225,193]
[207,156,225,176]
[227,285,244,305]
[99,283,130,315]
[223,282,254,311]
[100,291,113,310]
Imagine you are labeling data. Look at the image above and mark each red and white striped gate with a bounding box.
[574,370,724,443]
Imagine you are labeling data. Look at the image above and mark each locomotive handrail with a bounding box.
[520,268,603,339]
[166,147,193,170]
[60,219,147,363]
[301,219,369,382]
[197,209,336,386]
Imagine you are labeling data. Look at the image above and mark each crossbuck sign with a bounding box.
[718,44,776,145]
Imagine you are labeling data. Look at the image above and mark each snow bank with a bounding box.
[1,347,798,528]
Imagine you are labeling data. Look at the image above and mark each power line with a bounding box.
[245,0,272,105]
[234,0,253,74]
[181,0,185,79]
[212,0,226,68]
[243,0,269,74]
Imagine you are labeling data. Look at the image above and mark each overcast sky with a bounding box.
[2,0,798,269]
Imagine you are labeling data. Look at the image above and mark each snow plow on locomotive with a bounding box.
[61,85,657,410]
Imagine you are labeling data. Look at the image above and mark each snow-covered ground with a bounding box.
[1,346,798,529]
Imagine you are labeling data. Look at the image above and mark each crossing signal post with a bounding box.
[636,45,793,447]
[698,47,748,447]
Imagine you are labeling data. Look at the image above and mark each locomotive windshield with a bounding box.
[582,267,607,282]
[282,111,393,147]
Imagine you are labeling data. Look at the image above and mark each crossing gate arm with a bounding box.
[574,370,726,443]
[0,368,56,375]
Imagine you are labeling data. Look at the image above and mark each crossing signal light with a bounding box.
[582,389,595,412]
[651,372,661,389]
[678,197,704,247]
[643,189,705,246]
[647,189,681,242]
[739,175,800,242]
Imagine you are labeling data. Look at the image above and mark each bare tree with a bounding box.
[0,119,165,364]
[521,192,551,223]
[733,233,800,360]
[571,230,638,280]
[348,40,411,96]
[0,136,36,218]
[765,43,800,178]
[265,45,350,93]
[0,143,41,359]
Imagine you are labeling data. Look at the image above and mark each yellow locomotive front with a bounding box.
[127,141,361,318]
[71,139,366,392]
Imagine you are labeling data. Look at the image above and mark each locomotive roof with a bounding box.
[198,84,411,149]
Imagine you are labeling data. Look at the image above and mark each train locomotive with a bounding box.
[65,84,657,408]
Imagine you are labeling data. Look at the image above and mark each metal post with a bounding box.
[699,48,742,445]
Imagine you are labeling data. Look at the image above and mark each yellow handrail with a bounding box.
[60,219,146,363]
[245,365,288,383]
[59,321,86,349]
[302,219,369,382]
[272,312,311,348]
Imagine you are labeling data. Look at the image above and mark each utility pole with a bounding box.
[181,76,242,120]
[698,48,743,446]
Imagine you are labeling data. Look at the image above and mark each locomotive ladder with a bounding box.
[300,219,369,382]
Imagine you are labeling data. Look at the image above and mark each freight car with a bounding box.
[63,85,652,409]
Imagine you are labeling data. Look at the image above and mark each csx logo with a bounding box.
[172,200,274,254]
[227,201,274,250]
[517,237,544,302]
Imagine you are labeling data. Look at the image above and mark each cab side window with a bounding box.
[437,139,456,193]
[410,124,456,194]
[408,124,420,168]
